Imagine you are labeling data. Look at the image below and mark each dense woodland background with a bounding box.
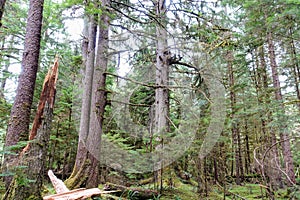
[0,0,300,199]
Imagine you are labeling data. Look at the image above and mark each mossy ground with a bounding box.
[0,181,5,199]
[158,183,298,200]
[206,183,299,200]
[2,178,299,199]
[99,181,299,200]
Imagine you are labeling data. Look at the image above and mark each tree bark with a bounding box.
[75,11,97,173]
[1,35,16,99]
[65,11,98,189]
[0,60,8,99]
[65,0,110,189]
[3,0,44,189]
[288,27,300,112]
[154,0,170,191]
[3,57,58,200]
[256,45,283,189]
[86,0,110,187]
[267,31,296,185]
[226,50,243,185]
[0,0,6,27]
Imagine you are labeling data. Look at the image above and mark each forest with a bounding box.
[0,0,299,199]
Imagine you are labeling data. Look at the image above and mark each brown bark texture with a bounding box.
[3,57,58,200]
[267,31,296,185]
[85,0,110,187]
[65,0,110,189]
[226,50,243,185]
[3,0,44,188]
[288,28,300,111]
[256,45,282,189]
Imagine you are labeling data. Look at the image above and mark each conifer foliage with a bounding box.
[0,0,299,199]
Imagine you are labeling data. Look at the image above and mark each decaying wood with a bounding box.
[43,188,119,200]
[48,170,70,194]
[2,56,60,200]
[104,182,159,199]
[44,170,118,200]
[138,177,155,185]
[20,56,59,155]
[43,188,103,200]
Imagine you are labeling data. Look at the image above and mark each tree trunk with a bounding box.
[75,12,97,174]
[3,0,44,189]
[65,0,110,189]
[257,45,283,189]
[267,31,296,185]
[1,35,16,100]
[154,0,170,191]
[244,133,250,174]
[288,27,300,112]
[0,0,6,27]
[81,16,89,68]
[226,50,243,185]
[86,0,110,187]
[3,57,58,200]
[0,60,8,99]
[65,11,98,189]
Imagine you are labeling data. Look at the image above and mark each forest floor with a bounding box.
[93,179,300,200]
[96,178,298,200]
[0,177,298,199]
[138,182,295,200]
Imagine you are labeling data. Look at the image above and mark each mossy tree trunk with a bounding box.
[3,0,44,189]
[65,0,110,189]
[64,5,98,189]
[2,58,59,200]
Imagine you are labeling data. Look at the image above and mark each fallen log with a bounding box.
[48,170,69,194]
[138,177,154,185]
[43,188,105,200]
[104,182,159,199]
[44,170,118,200]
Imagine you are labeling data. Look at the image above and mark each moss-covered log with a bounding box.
[104,182,159,199]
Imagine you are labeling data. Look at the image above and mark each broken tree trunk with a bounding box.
[43,188,104,200]
[48,170,70,194]
[2,57,59,200]
[44,170,117,200]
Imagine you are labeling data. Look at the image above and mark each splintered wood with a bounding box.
[43,188,102,200]
[21,56,59,155]
[47,170,69,194]
[43,170,117,200]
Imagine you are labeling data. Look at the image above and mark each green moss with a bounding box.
[41,183,56,197]
[26,195,40,200]
[64,159,90,189]
[136,177,200,200]
[206,184,296,200]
